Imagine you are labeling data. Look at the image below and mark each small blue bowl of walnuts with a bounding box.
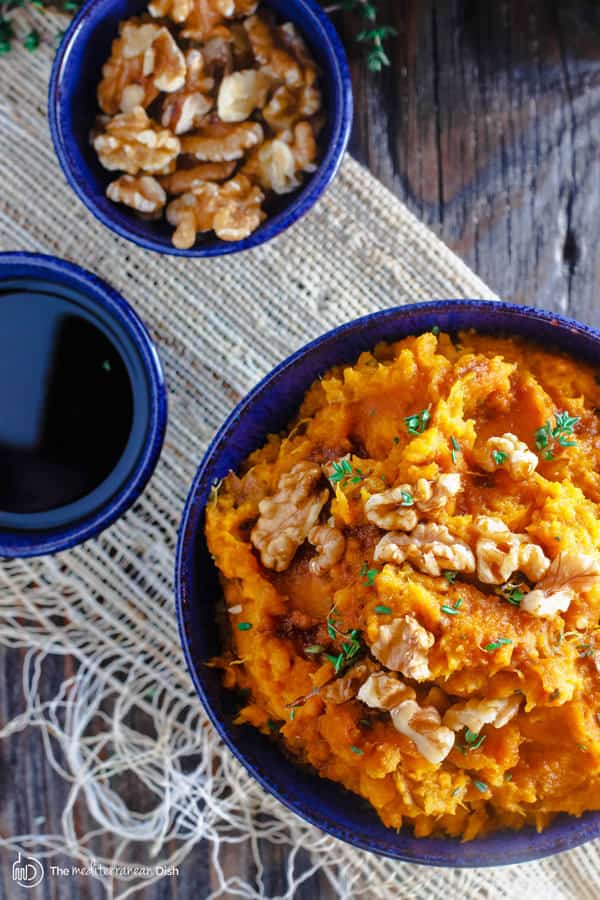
[49,0,352,256]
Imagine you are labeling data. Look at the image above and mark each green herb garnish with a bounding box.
[497,580,524,607]
[452,786,462,797]
[492,449,507,466]
[325,652,345,674]
[463,729,486,751]
[374,605,392,615]
[484,638,512,651]
[327,2,397,72]
[450,435,461,464]
[535,411,580,461]
[362,565,379,587]
[473,780,488,793]
[290,708,296,721]
[350,745,364,755]
[237,622,252,631]
[504,773,513,782]
[329,458,363,488]
[431,325,441,337]
[440,603,460,616]
[404,408,431,436]
[305,644,324,654]
[23,28,39,50]
[400,490,414,506]
[442,570,457,584]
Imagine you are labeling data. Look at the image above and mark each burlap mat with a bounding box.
[0,9,598,899]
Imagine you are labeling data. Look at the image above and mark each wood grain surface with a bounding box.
[3,1,600,898]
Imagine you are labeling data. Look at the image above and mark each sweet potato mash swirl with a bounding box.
[205,330,600,839]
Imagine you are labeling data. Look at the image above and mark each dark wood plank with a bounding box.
[5,3,600,898]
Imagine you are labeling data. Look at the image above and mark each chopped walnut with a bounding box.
[161,49,214,135]
[307,524,345,575]
[356,671,415,710]
[159,161,236,194]
[390,701,455,765]
[180,121,263,161]
[106,174,166,214]
[443,695,522,733]
[369,614,435,682]
[474,516,550,585]
[482,432,539,480]
[254,122,318,195]
[166,174,264,247]
[413,473,462,513]
[149,0,257,41]
[244,14,303,86]
[262,84,321,131]
[250,461,329,572]
[365,474,462,532]
[521,552,600,617]
[94,107,180,175]
[212,175,265,240]
[365,487,419,531]
[321,661,376,704]
[217,68,271,121]
[374,523,476,578]
[98,22,186,115]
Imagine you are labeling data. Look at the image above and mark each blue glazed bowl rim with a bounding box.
[47,0,353,257]
[0,252,167,558]
[175,299,600,866]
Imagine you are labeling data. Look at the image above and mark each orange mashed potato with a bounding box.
[205,330,600,839]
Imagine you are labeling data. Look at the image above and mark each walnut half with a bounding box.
[443,695,522,733]
[474,516,550,585]
[374,523,476,578]
[357,673,454,765]
[106,174,166,214]
[521,551,600,617]
[250,461,329,572]
[481,432,539,480]
[307,524,345,575]
[94,107,180,175]
[365,473,462,531]
[369,614,435,682]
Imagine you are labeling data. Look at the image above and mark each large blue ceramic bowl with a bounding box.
[176,300,600,866]
[48,0,352,257]
[0,253,167,558]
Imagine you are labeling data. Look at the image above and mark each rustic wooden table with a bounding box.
[2,2,600,898]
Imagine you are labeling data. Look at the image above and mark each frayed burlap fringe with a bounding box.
[1,11,597,899]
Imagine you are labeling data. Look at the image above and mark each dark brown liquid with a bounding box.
[0,289,134,515]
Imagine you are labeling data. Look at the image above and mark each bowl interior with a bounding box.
[50,0,351,256]
[176,300,600,866]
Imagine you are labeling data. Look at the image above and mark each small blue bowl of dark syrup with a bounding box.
[0,253,167,558]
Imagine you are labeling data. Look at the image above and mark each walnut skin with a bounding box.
[161,49,215,135]
[356,671,416,710]
[390,701,455,765]
[365,473,462,532]
[443,695,522,733]
[180,121,264,161]
[474,516,550,585]
[159,161,236,194]
[250,461,329,572]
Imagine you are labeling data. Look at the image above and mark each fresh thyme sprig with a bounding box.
[329,458,363,488]
[534,411,580,461]
[324,0,397,71]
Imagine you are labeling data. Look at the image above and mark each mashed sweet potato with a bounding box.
[205,330,600,839]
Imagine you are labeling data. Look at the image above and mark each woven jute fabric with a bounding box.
[0,10,598,899]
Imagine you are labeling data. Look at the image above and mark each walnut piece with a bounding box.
[254,122,318,195]
[159,161,236,194]
[369,614,435,681]
[390,701,455,765]
[374,523,476,577]
[482,432,539,480]
[443,695,522,733]
[180,121,263,161]
[166,174,265,247]
[149,0,257,41]
[106,174,166,214]
[250,461,329,572]
[94,107,180,175]
[474,516,550,585]
[98,22,186,115]
[366,473,462,531]
[321,661,376,704]
[521,551,600,617]
[307,524,345,575]
[217,68,271,121]
[161,49,214,135]
[356,671,415,710]
[262,84,321,131]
